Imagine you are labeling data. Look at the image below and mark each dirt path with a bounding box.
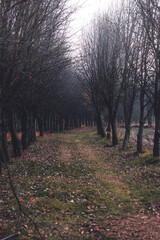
[53,129,160,239]
[1,128,160,239]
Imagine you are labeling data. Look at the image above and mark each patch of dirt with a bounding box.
[60,145,73,165]
[78,145,96,161]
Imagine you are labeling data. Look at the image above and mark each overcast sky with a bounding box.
[68,0,120,51]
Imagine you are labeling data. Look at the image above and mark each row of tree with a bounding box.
[78,0,160,156]
[0,0,95,174]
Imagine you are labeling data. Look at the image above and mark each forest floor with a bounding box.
[1,127,160,239]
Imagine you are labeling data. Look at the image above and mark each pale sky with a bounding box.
[68,0,120,51]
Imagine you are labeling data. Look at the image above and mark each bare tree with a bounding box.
[118,0,140,149]
[136,32,155,153]
[0,0,73,171]
[78,24,106,138]
[78,9,127,145]
[97,12,124,146]
[136,0,160,156]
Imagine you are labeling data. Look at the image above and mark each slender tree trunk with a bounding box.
[50,117,54,133]
[64,117,69,130]
[55,115,59,132]
[122,124,131,149]
[137,117,144,154]
[28,113,34,144]
[0,106,4,174]
[153,116,160,157]
[48,115,51,132]
[9,110,21,157]
[96,111,106,138]
[111,117,118,146]
[28,111,36,143]
[78,117,81,128]
[137,89,145,153]
[28,116,31,146]
[106,120,111,140]
[122,96,135,149]
[21,110,29,149]
[71,119,74,129]
[37,116,44,137]
[0,144,2,174]
[153,87,160,156]
[137,121,144,153]
[82,118,84,127]
[85,118,88,127]
[31,112,36,142]
[79,118,82,127]
[76,118,79,128]
[59,117,64,132]
[148,108,153,128]
[2,118,10,162]
[52,115,57,132]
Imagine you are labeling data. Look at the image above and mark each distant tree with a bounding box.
[78,25,106,138]
[95,13,124,145]
[120,0,140,149]
[136,32,155,153]
[136,0,160,156]
[78,9,130,145]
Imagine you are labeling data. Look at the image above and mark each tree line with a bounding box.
[77,0,160,156]
[0,0,95,174]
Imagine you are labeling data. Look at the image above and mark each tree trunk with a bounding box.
[153,121,160,157]
[106,121,111,140]
[85,118,88,127]
[31,116,36,142]
[59,117,64,132]
[137,89,145,153]
[64,117,69,130]
[0,144,3,174]
[148,109,153,128]
[96,111,106,138]
[122,102,134,149]
[137,121,144,153]
[28,111,36,144]
[50,117,54,133]
[48,115,51,132]
[137,117,144,153]
[122,124,131,149]
[0,106,4,174]
[52,115,57,132]
[28,116,31,146]
[111,117,118,146]
[9,110,21,157]
[153,96,160,156]
[21,110,29,149]
[122,86,136,149]
[2,118,10,162]
[37,116,44,137]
